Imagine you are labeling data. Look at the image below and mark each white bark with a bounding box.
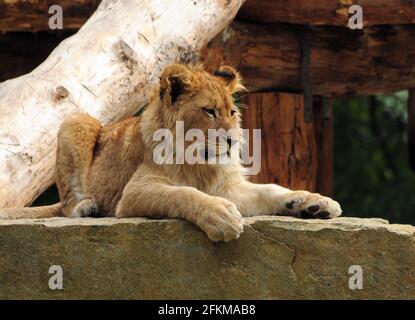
[0,0,245,207]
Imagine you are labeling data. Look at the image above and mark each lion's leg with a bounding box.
[56,113,102,217]
[115,171,243,242]
[219,180,342,219]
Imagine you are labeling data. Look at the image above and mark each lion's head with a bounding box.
[142,64,245,164]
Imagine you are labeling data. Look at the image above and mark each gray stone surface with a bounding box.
[0,216,414,299]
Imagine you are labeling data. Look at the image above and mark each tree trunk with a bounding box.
[201,22,415,96]
[0,0,245,207]
[238,0,415,26]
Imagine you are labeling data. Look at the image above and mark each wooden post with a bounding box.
[242,92,318,191]
[242,93,333,195]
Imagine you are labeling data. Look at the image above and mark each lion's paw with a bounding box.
[72,198,99,218]
[283,191,342,219]
[198,197,244,242]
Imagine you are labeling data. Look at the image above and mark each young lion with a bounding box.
[0,64,341,242]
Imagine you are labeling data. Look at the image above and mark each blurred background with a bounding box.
[333,91,414,225]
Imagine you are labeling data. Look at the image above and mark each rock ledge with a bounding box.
[0,216,413,299]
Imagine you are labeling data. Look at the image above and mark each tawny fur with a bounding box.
[0,64,341,242]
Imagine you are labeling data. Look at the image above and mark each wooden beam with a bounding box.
[3,0,415,32]
[238,0,415,26]
[241,93,334,195]
[0,0,99,32]
[201,22,415,96]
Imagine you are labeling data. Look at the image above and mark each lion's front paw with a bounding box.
[198,197,244,242]
[283,191,342,219]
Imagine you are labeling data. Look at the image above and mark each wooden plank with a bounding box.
[238,0,415,26]
[201,22,415,96]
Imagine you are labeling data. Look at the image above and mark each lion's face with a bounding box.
[157,64,245,160]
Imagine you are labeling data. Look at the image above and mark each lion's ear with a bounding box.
[213,66,245,94]
[160,64,192,106]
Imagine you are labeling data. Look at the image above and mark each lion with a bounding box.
[0,64,342,242]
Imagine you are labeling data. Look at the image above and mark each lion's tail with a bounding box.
[0,203,62,219]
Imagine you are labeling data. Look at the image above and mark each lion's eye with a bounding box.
[202,107,217,118]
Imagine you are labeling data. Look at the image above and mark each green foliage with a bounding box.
[333,91,415,225]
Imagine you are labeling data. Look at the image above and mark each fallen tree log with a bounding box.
[201,22,415,96]
[238,0,415,26]
[0,0,245,207]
